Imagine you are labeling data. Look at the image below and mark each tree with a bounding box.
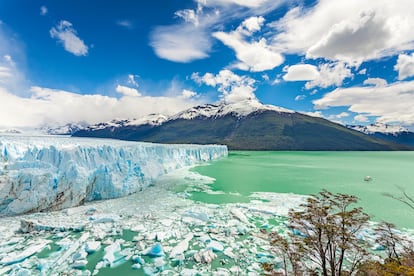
[357,222,414,275]
[383,186,414,210]
[268,231,305,276]
[269,191,370,276]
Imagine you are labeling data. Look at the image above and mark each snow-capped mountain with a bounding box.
[73,99,409,150]
[85,114,168,132]
[347,123,414,146]
[171,99,294,120]
[348,123,408,136]
[41,122,89,135]
[0,129,22,134]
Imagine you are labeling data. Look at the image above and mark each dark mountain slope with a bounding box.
[74,101,410,150]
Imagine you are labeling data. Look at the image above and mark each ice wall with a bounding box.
[0,135,227,216]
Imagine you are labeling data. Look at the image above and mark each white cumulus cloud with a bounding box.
[175,9,200,26]
[127,74,139,87]
[363,77,387,87]
[50,20,88,56]
[283,62,352,89]
[294,94,306,101]
[115,85,141,97]
[150,0,285,63]
[271,0,414,65]
[181,89,197,99]
[40,6,48,16]
[394,53,414,80]
[354,114,369,122]
[213,16,283,72]
[0,86,199,128]
[305,62,352,89]
[192,69,256,103]
[283,64,319,81]
[196,0,283,10]
[150,24,211,63]
[313,80,414,126]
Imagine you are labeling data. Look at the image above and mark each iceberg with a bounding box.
[0,135,227,216]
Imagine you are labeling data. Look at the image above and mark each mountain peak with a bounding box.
[172,99,294,120]
[86,113,168,131]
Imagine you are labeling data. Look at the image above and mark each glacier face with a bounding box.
[0,135,227,216]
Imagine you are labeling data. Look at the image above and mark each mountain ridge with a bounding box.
[73,100,412,151]
[348,123,414,147]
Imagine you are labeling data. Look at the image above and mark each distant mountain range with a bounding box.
[73,100,410,150]
[347,123,414,147]
[40,122,89,135]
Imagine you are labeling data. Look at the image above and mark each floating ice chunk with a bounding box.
[371,244,386,251]
[85,241,101,254]
[143,243,165,257]
[8,267,31,276]
[53,232,90,268]
[143,266,158,275]
[230,208,249,224]
[194,249,216,264]
[153,257,165,271]
[84,207,97,215]
[72,250,87,261]
[230,266,243,274]
[131,263,141,270]
[72,259,88,269]
[91,214,120,224]
[236,224,248,235]
[213,268,230,276]
[103,241,125,267]
[181,268,199,276]
[364,176,373,182]
[0,240,49,265]
[159,219,174,227]
[0,237,24,247]
[131,224,146,232]
[19,219,84,233]
[182,211,209,222]
[207,240,224,252]
[223,247,235,259]
[155,232,166,241]
[198,234,211,243]
[169,233,193,258]
[132,255,145,264]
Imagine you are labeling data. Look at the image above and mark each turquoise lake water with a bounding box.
[191,151,414,229]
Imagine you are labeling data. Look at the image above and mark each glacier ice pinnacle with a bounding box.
[0,135,228,216]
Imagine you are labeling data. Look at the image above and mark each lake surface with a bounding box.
[191,151,414,229]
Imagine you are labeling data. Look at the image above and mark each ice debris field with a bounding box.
[0,136,413,275]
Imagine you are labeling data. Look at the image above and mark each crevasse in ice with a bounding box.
[0,135,227,216]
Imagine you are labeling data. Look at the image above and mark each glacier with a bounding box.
[0,135,227,216]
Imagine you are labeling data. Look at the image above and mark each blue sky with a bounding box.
[1,0,414,129]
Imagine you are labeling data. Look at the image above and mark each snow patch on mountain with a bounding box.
[80,100,294,133]
[41,123,89,135]
[348,123,409,136]
[86,114,168,131]
[172,99,294,120]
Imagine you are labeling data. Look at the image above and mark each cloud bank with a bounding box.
[0,86,199,128]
